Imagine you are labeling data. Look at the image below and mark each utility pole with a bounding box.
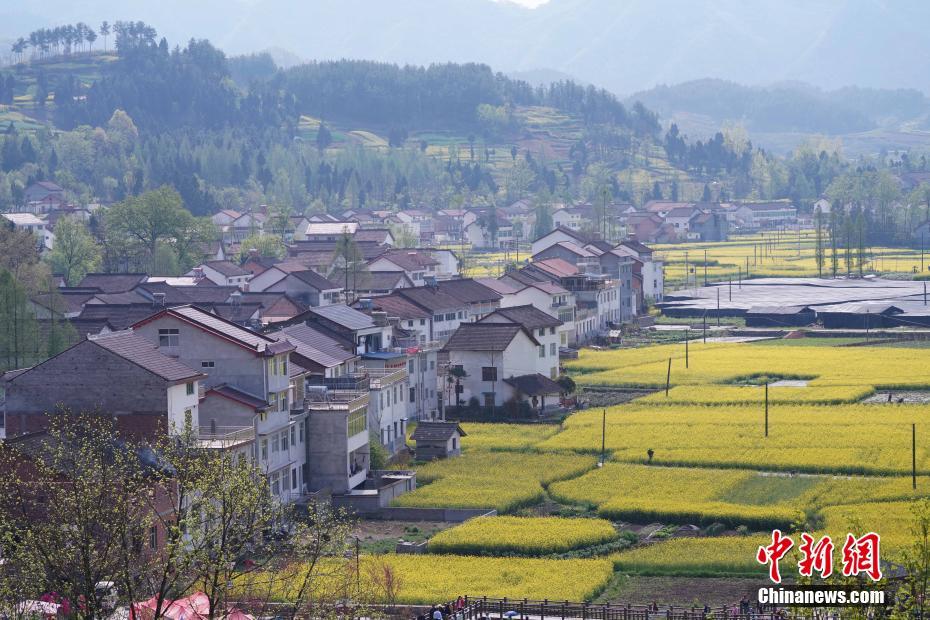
[665,358,672,397]
[716,288,720,327]
[914,423,918,490]
[729,277,732,301]
[703,250,708,287]
[738,267,742,289]
[703,311,707,343]
[924,282,927,306]
[685,330,689,369]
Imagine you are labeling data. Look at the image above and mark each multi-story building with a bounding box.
[132,305,307,502]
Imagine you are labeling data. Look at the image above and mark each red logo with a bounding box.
[757,531,882,583]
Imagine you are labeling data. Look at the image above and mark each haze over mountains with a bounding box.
[3,0,930,96]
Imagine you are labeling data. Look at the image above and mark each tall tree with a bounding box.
[46,217,101,285]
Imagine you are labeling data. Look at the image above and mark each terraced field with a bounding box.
[385,338,930,598]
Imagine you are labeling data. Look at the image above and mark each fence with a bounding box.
[460,597,785,620]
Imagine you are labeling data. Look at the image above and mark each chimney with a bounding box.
[152,292,166,307]
[192,267,204,281]
[372,311,388,327]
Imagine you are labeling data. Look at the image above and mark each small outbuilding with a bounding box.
[411,421,467,461]
[817,303,904,329]
[744,305,816,327]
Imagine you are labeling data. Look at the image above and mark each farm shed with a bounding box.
[744,305,816,327]
[411,421,467,460]
[817,303,903,329]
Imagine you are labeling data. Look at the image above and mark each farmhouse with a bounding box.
[411,421,466,460]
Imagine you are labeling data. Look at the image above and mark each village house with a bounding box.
[478,277,577,347]
[1,329,204,439]
[21,181,66,213]
[131,305,308,502]
[441,323,562,412]
[733,201,797,230]
[464,212,514,249]
[367,249,441,285]
[615,238,665,305]
[247,261,343,307]
[479,305,563,379]
[3,212,54,252]
[410,421,466,460]
[187,260,252,288]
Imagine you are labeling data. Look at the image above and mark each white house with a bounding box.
[188,260,253,288]
[3,212,54,251]
[248,261,343,307]
[479,305,563,379]
[530,226,589,256]
[615,239,664,304]
[441,323,562,411]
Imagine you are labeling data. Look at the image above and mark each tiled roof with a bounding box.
[78,273,147,293]
[435,278,501,304]
[442,323,537,352]
[77,303,162,330]
[308,304,377,330]
[475,278,519,295]
[135,305,290,355]
[269,323,355,368]
[357,271,413,291]
[306,222,359,236]
[366,294,430,319]
[289,240,386,260]
[527,258,579,279]
[202,260,251,277]
[481,305,562,329]
[618,239,654,254]
[204,384,269,410]
[355,228,393,244]
[397,286,464,312]
[503,373,563,396]
[375,249,439,271]
[88,330,202,382]
[411,421,466,442]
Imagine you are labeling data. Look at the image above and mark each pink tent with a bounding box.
[132,592,253,620]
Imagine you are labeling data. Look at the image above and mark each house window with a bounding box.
[550,343,557,356]
[483,392,495,408]
[281,358,288,375]
[290,426,296,447]
[420,319,425,325]
[458,311,464,319]
[481,366,497,382]
[410,387,416,402]
[434,314,443,322]
[271,471,280,496]
[292,468,298,491]
[158,328,179,347]
[299,421,305,442]
[538,328,545,337]
[550,327,556,335]
[272,433,280,453]
[538,345,546,358]
[268,392,278,412]
[409,360,415,373]
[201,360,215,368]
[452,437,458,450]
[185,382,195,396]
[407,320,414,327]
[445,312,456,321]
[261,439,268,460]
[430,360,436,370]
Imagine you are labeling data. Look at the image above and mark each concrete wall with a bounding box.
[307,409,369,494]
[3,339,172,438]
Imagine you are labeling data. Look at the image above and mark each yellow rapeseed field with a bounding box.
[374,554,615,603]
[540,403,930,474]
[567,342,930,389]
[458,423,560,450]
[549,463,802,529]
[393,452,596,513]
[611,536,770,577]
[637,384,875,405]
[428,516,618,555]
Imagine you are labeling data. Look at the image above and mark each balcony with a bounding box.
[304,390,370,413]
[307,373,370,392]
[365,367,408,389]
[197,425,254,449]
